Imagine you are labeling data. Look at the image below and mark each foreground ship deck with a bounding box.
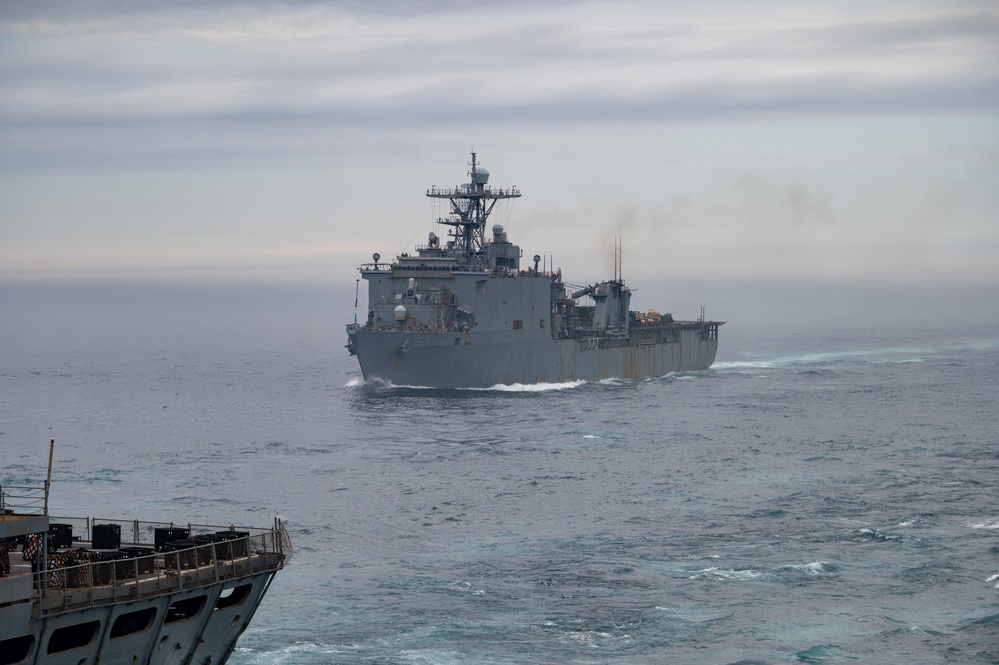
[1,471,288,665]
[346,153,723,388]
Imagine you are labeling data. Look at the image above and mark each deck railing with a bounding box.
[0,484,47,519]
[34,519,288,617]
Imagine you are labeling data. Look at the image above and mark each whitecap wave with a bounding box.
[854,527,899,542]
[780,561,835,575]
[715,346,936,370]
[687,566,763,581]
[482,380,587,392]
[349,377,587,392]
[712,360,777,370]
[357,378,435,391]
[234,641,355,664]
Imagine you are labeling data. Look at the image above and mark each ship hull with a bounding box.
[1,511,287,665]
[0,569,278,665]
[348,325,718,388]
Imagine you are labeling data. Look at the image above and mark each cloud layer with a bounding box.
[3,1,997,169]
[1,1,997,286]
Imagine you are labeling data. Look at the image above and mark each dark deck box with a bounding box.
[92,523,121,550]
[154,527,190,552]
[214,530,250,558]
[48,523,72,549]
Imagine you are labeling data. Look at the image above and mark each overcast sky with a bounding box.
[1,0,997,292]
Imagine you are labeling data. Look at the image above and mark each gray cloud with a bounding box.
[2,1,996,286]
[2,2,997,171]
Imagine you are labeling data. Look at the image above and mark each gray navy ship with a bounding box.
[1,442,288,665]
[346,154,723,388]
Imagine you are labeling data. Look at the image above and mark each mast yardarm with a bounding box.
[426,152,521,260]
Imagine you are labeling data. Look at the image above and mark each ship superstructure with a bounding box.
[0,451,288,665]
[345,154,722,388]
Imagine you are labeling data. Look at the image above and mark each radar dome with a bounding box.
[473,167,490,185]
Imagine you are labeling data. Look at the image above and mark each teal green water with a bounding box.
[3,284,997,664]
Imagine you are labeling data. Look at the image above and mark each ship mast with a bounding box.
[426,153,521,260]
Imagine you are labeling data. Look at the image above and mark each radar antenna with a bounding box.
[426,153,521,260]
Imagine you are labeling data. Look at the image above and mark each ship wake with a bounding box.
[346,376,589,393]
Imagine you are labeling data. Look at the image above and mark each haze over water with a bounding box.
[4,2,997,660]
[2,281,998,664]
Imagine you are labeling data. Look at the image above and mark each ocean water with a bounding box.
[2,282,998,664]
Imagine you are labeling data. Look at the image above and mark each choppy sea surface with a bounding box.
[2,283,998,664]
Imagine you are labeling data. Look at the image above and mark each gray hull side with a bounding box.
[349,328,718,388]
[8,569,278,665]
